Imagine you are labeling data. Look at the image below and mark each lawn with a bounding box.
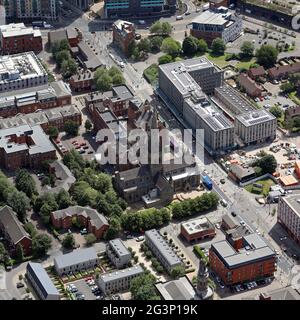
[289,91,300,106]
[143,63,159,85]
[205,53,228,68]
[245,178,275,197]
[236,57,256,71]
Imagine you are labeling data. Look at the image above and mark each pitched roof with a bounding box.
[268,62,300,78]
[248,66,265,78]
[237,73,262,96]
[0,206,31,245]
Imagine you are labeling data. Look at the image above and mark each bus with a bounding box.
[202,175,213,190]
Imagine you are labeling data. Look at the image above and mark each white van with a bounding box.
[176,15,183,20]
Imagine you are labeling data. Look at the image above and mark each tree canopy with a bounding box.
[130,272,160,300]
[211,38,226,56]
[15,169,37,198]
[161,38,181,57]
[64,120,79,136]
[150,21,172,35]
[254,154,277,174]
[94,66,125,92]
[256,45,278,68]
[32,234,52,258]
[240,41,255,58]
[269,105,283,118]
[62,233,75,249]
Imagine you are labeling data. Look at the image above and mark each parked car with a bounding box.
[231,211,237,217]
[220,199,228,207]
[80,228,88,235]
[136,236,144,242]
[16,282,24,288]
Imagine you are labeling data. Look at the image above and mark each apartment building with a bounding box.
[112,20,135,57]
[51,206,109,239]
[278,194,300,245]
[104,0,176,18]
[0,124,56,171]
[235,110,277,146]
[0,206,32,256]
[0,80,72,118]
[26,262,60,300]
[106,238,132,268]
[2,0,59,21]
[0,23,42,55]
[145,229,183,273]
[97,265,144,294]
[69,0,94,10]
[54,248,99,276]
[69,70,94,93]
[158,57,234,155]
[191,7,242,44]
[209,233,276,285]
[0,52,47,93]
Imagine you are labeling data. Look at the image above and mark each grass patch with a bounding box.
[205,53,228,68]
[245,178,275,197]
[193,245,209,265]
[236,57,256,71]
[289,91,300,105]
[143,63,159,85]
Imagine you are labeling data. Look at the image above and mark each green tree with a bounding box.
[55,189,73,209]
[149,36,163,52]
[293,116,300,128]
[104,216,121,240]
[7,191,30,222]
[161,38,181,57]
[84,119,92,132]
[61,58,77,78]
[197,38,208,54]
[240,41,255,58]
[62,233,75,249]
[16,243,24,261]
[32,234,52,258]
[269,105,283,118]
[211,38,226,56]
[96,72,112,91]
[130,273,160,300]
[161,22,172,35]
[256,45,278,68]
[138,38,151,52]
[170,265,185,279]
[150,21,162,34]
[24,222,38,238]
[48,126,59,139]
[112,73,125,86]
[280,82,295,93]
[55,50,71,67]
[158,54,173,65]
[15,169,37,198]
[128,40,137,57]
[0,242,8,263]
[64,120,79,136]
[255,154,277,174]
[85,233,97,246]
[182,36,198,55]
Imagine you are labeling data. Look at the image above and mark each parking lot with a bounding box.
[66,278,102,300]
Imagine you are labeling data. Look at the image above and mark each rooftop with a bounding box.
[181,217,214,236]
[236,109,276,127]
[155,277,196,300]
[211,233,275,269]
[192,10,237,27]
[145,229,182,267]
[281,194,300,218]
[54,247,98,270]
[26,262,59,299]
[99,265,144,283]
[0,23,41,38]
[108,238,131,258]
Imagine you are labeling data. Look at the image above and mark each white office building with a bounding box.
[106,238,132,268]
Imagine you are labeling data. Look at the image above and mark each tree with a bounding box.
[48,126,59,139]
[55,50,70,67]
[85,233,97,246]
[269,105,283,118]
[32,234,52,258]
[16,243,24,261]
[62,234,75,249]
[138,38,151,53]
[61,58,77,78]
[161,38,181,57]
[7,191,30,222]
[55,189,73,209]
[150,21,162,34]
[197,38,208,54]
[104,217,121,240]
[130,273,160,300]
[256,45,278,68]
[112,73,125,86]
[149,36,163,52]
[211,38,226,56]
[293,116,300,128]
[84,119,92,132]
[280,82,295,93]
[255,154,277,174]
[161,22,172,35]
[170,265,185,279]
[158,54,173,65]
[0,242,8,264]
[240,41,255,58]
[15,169,37,198]
[182,36,198,55]
[96,72,112,91]
[128,40,137,57]
[64,120,79,136]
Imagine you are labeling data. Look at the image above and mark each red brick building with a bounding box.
[0,23,42,55]
[48,28,79,48]
[237,73,263,98]
[112,20,135,57]
[209,0,229,10]
[209,234,276,285]
[248,66,266,81]
[180,217,216,243]
[0,206,32,256]
[51,206,109,239]
[69,70,95,93]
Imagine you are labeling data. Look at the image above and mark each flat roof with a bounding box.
[99,265,144,283]
[54,247,98,270]
[27,262,59,299]
[236,109,276,127]
[108,238,130,258]
[281,194,300,218]
[192,10,233,26]
[211,233,275,269]
[279,175,299,186]
[155,277,196,300]
[181,217,214,236]
[0,23,41,38]
[145,229,182,267]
